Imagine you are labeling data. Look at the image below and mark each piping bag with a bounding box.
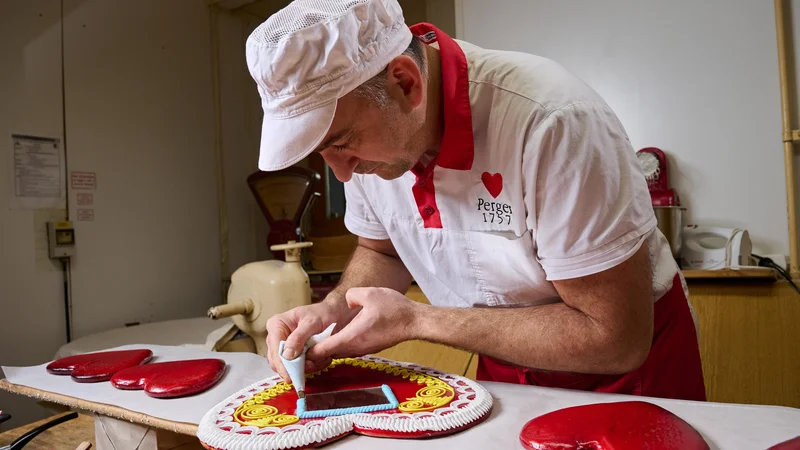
[279,323,336,398]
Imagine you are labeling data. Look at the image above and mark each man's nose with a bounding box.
[321,152,359,182]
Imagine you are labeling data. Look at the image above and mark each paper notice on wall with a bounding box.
[77,208,94,221]
[9,134,66,210]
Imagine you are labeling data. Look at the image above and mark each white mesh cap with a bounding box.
[245,0,412,171]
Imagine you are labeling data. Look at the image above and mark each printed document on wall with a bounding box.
[9,134,66,209]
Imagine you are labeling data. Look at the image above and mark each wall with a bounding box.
[459,0,791,257]
[0,0,69,429]
[1,0,227,428]
[62,0,222,339]
[216,8,263,273]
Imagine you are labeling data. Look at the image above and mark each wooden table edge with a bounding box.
[0,378,198,436]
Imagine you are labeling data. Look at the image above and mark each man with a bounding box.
[245,0,705,401]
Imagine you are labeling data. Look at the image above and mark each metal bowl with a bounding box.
[653,206,686,258]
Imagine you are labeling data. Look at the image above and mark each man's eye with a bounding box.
[331,142,350,152]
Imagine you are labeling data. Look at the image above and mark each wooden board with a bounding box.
[0,411,95,450]
[465,353,479,380]
[0,379,197,436]
[682,268,778,280]
[374,340,474,376]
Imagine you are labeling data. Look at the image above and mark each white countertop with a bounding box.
[3,344,798,449]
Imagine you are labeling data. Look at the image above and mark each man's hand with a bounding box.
[266,299,355,383]
[308,287,421,361]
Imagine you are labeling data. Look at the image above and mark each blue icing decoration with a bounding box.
[296,384,400,419]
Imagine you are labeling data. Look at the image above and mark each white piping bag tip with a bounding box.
[279,323,337,397]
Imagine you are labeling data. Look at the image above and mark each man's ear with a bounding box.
[385,55,424,112]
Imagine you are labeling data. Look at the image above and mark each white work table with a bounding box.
[2,345,798,449]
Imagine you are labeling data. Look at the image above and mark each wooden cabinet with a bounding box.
[687,280,800,408]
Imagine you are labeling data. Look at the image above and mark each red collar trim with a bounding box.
[409,23,474,173]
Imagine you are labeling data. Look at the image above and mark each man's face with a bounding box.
[318,94,425,182]
[315,54,429,183]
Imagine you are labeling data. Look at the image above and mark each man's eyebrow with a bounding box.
[313,129,352,153]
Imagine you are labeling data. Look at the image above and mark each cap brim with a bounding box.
[257,100,337,171]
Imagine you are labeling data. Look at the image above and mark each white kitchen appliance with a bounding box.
[680,226,753,270]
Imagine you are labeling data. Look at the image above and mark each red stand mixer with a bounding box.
[636,147,680,207]
[636,147,685,259]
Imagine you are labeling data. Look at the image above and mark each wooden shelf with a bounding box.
[681,268,778,280]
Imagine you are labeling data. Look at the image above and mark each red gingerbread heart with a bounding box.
[481,172,503,198]
[769,436,800,449]
[519,401,709,450]
[46,349,153,383]
[111,358,226,398]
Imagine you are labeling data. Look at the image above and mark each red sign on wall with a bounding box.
[77,193,93,206]
[71,171,96,190]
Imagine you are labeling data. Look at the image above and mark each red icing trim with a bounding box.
[111,358,226,398]
[519,401,709,450]
[46,349,153,383]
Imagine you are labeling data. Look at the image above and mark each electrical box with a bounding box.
[47,221,76,259]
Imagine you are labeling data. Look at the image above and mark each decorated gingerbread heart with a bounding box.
[46,349,153,383]
[197,355,493,450]
[519,401,709,450]
[111,358,226,398]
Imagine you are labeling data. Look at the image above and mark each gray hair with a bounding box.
[353,36,427,107]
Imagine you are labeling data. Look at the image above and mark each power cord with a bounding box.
[751,254,800,294]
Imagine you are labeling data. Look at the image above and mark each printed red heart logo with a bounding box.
[519,401,709,450]
[111,358,226,398]
[46,349,153,383]
[481,172,503,198]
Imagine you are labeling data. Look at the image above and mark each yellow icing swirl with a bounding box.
[234,404,299,427]
[232,358,454,427]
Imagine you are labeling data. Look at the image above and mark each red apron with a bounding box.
[476,274,707,401]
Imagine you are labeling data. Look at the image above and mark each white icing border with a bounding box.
[196,355,493,450]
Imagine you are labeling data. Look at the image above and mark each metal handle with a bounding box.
[6,411,78,450]
[297,192,321,240]
[270,241,313,252]
[207,299,254,319]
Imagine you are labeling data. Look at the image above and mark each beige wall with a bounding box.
[0,0,239,428]
[459,0,790,258]
[0,0,69,430]
[241,0,456,35]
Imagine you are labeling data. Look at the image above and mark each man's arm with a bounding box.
[322,236,413,313]
[418,242,653,374]
[311,242,654,375]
